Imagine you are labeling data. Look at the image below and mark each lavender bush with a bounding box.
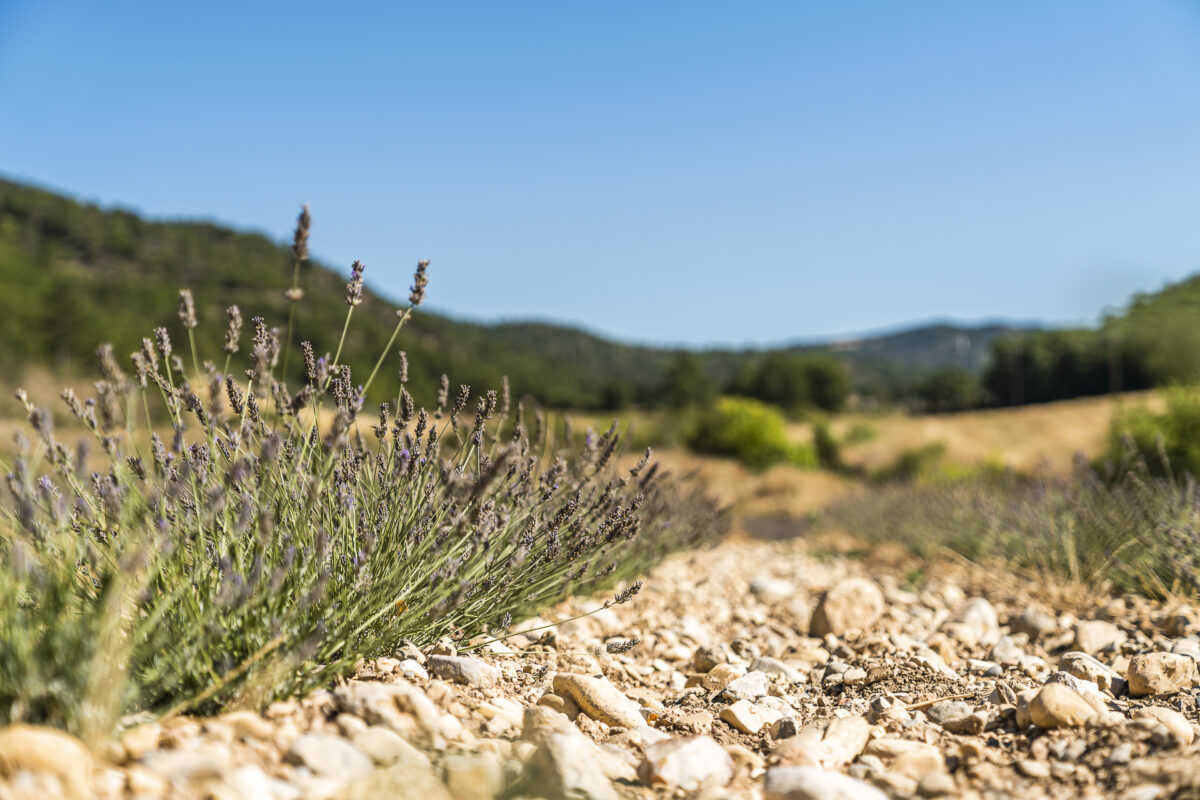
[822,456,1200,598]
[0,210,726,736]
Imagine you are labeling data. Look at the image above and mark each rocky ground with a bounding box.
[2,534,1200,800]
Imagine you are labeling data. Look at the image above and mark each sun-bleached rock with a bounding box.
[1127,652,1197,697]
[427,655,500,687]
[1131,706,1194,746]
[719,699,782,734]
[638,736,734,791]
[810,578,884,636]
[1028,683,1097,728]
[764,766,889,800]
[552,673,643,728]
[0,725,93,800]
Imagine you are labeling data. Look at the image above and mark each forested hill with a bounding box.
[0,176,1028,408]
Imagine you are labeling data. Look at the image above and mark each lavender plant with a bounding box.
[0,213,726,736]
[821,454,1200,598]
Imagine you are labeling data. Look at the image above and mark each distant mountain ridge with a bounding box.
[816,322,1037,373]
[0,175,1037,407]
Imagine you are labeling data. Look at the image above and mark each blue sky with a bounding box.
[2,2,1199,346]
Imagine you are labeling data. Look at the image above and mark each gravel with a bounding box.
[3,535,1200,799]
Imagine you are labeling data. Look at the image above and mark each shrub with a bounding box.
[811,418,842,471]
[1103,386,1200,480]
[873,442,948,482]
[822,460,1200,597]
[0,215,727,736]
[686,397,815,471]
[842,421,877,445]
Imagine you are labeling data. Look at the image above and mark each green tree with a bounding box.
[662,352,715,409]
[917,367,982,412]
[729,352,850,413]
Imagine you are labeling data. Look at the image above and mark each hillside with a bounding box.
[822,322,1027,373]
[982,275,1200,406]
[0,176,1028,407]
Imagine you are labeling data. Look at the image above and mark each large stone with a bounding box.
[223,766,277,800]
[1010,607,1057,640]
[1028,683,1097,728]
[779,715,872,770]
[552,673,643,728]
[1131,706,1195,746]
[351,726,432,767]
[926,700,972,726]
[702,663,745,692]
[941,597,1000,646]
[0,725,92,800]
[343,762,451,800]
[752,656,804,683]
[750,576,795,603]
[610,725,671,750]
[141,746,233,784]
[478,697,524,736]
[722,671,770,701]
[222,710,274,740]
[1127,652,1197,697]
[427,655,500,687]
[863,739,944,781]
[638,736,734,791]
[719,700,782,734]
[286,733,373,779]
[1043,671,1110,715]
[1059,651,1126,695]
[397,659,429,681]
[763,766,888,800]
[692,646,722,673]
[335,681,438,732]
[989,635,1022,666]
[1072,620,1126,654]
[525,730,620,798]
[443,752,504,800]
[810,578,884,636]
[1014,689,1038,728]
[521,706,634,785]
[119,723,162,760]
[823,715,872,766]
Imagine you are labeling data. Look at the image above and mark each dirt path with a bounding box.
[3,535,1199,799]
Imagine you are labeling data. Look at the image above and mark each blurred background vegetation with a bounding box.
[7,175,1200,477]
[0,177,1023,414]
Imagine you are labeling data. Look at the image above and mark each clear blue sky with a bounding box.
[2,2,1199,346]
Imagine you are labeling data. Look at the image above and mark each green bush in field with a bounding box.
[1104,386,1200,479]
[810,418,843,471]
[874,442,949,482]
[842,421,877,445]
[686,397,815,471]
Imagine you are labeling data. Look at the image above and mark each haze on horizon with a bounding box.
[2,1,1199,347]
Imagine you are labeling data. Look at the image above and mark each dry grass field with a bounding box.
[2,366,1165,523]
[832,390,1164,475]
[595,391,1167,522]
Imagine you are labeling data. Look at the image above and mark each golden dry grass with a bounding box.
[830,391,1163,474]
[622,448,857,518]
[2,368,1166,523]
[595,392,1169,520]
